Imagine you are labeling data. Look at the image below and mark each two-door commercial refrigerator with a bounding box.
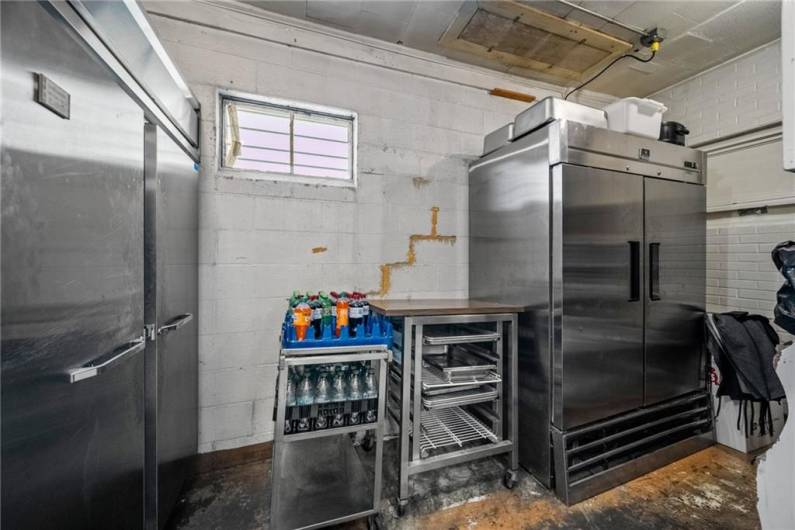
[469,115,713,504]
[1,2,199,528]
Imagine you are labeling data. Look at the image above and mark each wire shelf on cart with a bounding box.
[419,406,498,455]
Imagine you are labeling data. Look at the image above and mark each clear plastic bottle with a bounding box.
[364,367,377,400]
[286,372,297,407]
[330,365,347,427]
[348,366,363,400]
[315,369,331,404]
[297,367,314,406]
[331,366,346,402]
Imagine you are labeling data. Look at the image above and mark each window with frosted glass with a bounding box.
[221,95,355,182]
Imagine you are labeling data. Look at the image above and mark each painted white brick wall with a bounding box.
[651,41,792,331]
[653,41,782,145]
[145,1,614,452]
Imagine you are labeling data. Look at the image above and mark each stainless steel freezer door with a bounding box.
[152,126,199,529]
[644,178,707,405]
[1,3,145,529]
[144,124,198,528]
[552,164,645,430]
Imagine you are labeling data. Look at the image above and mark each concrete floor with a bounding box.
[168,443,760,530]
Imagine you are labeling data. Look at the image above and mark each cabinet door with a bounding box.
[553,165,645,429]
[2,3,145,529]
[644,178,706,405]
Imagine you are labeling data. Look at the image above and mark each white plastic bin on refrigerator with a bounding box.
[604,97,667,139]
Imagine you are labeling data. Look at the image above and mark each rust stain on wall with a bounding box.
[311,246,328,254]
[369,206,456,297]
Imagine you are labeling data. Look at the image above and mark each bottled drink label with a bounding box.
[312,308,322,320]
[350,306,362,319]
[293,309,310,326]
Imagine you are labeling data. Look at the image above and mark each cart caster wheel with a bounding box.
[367,513,384,530]
[503,470,518,490]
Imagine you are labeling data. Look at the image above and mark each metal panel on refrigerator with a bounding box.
[1,3,145,529]
[469,126,553,485]
[553,164,645,429]
[144,126,199,528]
[644,178,707,405]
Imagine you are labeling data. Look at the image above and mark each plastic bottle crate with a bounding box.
[281,313,393,349]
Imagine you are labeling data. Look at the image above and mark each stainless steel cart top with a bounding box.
[369,299,525,317]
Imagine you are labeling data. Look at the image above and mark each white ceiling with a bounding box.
[241,0,781,97]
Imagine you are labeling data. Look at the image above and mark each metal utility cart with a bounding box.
[271,344,390,530]
[370,300,521,515]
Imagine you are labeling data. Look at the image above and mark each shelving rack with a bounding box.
[371,300,520,515]
[270,344,390,530]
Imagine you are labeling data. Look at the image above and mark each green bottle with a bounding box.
[289,290,303,308]
[319,292,334,331]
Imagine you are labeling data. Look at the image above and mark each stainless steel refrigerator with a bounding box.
[470,117,712,504]
[1,2,199,528]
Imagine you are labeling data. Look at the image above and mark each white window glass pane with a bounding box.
[237,109,290,133]
[238,128,290,150]
[293,136,349,158]
[223,97,354,181]
[239,146,290,164]
[295,165,350,179]
[294,153,349,171]
[294,118,349,142]
[234,159,291,173]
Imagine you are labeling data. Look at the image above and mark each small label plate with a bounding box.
[35,73,70,119]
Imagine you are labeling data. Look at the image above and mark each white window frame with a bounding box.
[217,90,358,188]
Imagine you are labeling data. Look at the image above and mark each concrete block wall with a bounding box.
[145,1,614,452]
[651,41,791,326]
[653,41,782,145]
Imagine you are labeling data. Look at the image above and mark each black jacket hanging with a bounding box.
[772,240,795,334]
[706,311,786,436]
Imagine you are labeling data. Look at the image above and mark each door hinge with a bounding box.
[144,323,157,341]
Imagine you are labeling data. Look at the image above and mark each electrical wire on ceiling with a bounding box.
[564,48,656,100]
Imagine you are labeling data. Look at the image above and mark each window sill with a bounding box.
[217,168,357,189]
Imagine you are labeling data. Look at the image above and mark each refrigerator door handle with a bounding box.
[628,240,641,301]
[157,313,194,336]
[649,242,661,301]
[67,336,146,383]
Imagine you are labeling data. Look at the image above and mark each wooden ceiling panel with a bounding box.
[440,0,632,82]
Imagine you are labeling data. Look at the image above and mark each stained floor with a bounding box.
[167,443,760,530]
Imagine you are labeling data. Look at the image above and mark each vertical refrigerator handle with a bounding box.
[649,242,661,301]
[628,241,640,302]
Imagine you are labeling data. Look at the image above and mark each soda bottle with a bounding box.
[335,293,349,337]
[288,290,303,309]
[360,292,370,329]
[349,293,361,337]
[309,295,322,339]
[293,300,312,341]
[319,292,334,334]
